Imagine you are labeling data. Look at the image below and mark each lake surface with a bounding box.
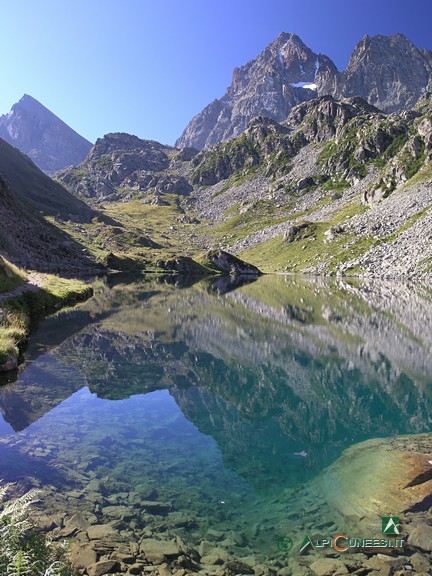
[0,274,431,558]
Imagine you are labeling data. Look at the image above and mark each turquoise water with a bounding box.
[0,274,431,557]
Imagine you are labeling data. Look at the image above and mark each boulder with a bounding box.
[407,523,432,552]
[310,558,349,576]
[203,250,262,276]
[86,523,118,540]
[87,560,118,576]
[140,539,180,563]
[70,543,97,569]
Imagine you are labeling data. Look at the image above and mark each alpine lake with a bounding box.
[0,274,431,569]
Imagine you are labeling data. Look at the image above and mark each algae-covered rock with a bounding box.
[310,558,349,576]
[0,351,18,372]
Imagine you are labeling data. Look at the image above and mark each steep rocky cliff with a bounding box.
[0,94,92,175]
[176,33,432,150]
[176,33,336,149]
[329,34,432,113]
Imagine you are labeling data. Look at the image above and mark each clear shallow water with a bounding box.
[0,274,431,557]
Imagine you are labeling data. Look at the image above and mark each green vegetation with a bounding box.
[417,257,432,274]
[404,141,426,180]
[0,274,92,368]
[0,483,73,576]
[317,141,338,166]
[0,257,26,294]
[373,133,409,168]
[239,201,371,273]
[322,178,350,192]
[402,160,432,187]
[191,132,261,185]
[211,199,293,246]
[191,125,301,185]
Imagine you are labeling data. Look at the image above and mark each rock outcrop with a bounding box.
[57,133,192,201]
[203,250,262,275]
[0,94,92,175]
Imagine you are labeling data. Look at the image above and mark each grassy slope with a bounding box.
[0,257,27,293]
[0,271,92,368]
[53,195,208,271]
[238,200,371,273]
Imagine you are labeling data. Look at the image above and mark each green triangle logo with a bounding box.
[299,535,314,554]
[382,516,401,535]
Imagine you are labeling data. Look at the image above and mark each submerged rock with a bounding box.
[139,539,180,563]
[310,558,349,576]
[87,560,118,576]
[0,351,18,372]
[407,523,432,552]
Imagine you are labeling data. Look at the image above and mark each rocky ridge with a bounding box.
[176,33,432,150]
[0,174,94,272]
[56,89,432,278]
[0,94,92,175]
[0,137,100,272]
[57,133,192,202]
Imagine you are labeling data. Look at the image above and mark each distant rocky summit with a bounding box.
[330,33,432,112]
[0,94,92,175]
[57,132,193,201]
[176,33,432,150]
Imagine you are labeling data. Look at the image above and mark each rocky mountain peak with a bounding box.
[334,33,432,112]
[176,33,337,150]
[88,132,172,160]
[0,94,92,175]
[10,93,43,114]
[177,32,432,150]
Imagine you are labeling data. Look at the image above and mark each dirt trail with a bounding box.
[0,272,46,303]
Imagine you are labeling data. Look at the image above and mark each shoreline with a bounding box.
[0,272,93,372]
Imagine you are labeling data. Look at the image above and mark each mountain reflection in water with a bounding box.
[0,274,430,550]
[1,275,430,486]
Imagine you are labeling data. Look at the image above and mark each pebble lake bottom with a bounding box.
[0,274,430,566]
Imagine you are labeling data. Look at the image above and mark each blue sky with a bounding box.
[1,0,431,145]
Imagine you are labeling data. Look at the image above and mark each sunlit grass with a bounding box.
[0,273,92,368]
[0,257,26,294]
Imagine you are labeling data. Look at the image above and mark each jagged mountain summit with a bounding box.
[0,94,92,175]
[329,33,432,112]
[176,33,337,150]
[176,32,432,150]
